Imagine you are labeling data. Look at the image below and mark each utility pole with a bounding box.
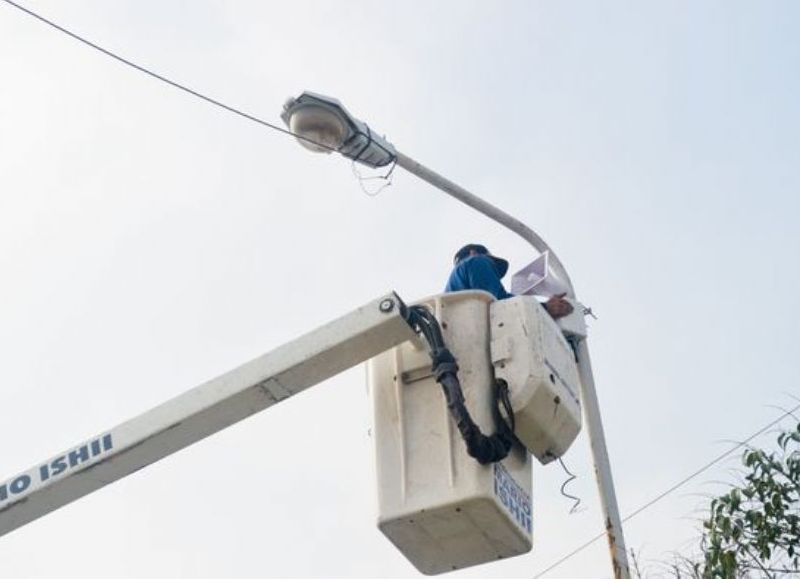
[282,92,631,578]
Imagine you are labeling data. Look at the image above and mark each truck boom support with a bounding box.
[0,292,416,537]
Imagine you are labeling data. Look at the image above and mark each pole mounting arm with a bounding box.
[394,151,576,297]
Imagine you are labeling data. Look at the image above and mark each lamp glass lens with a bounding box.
[289,107,347,153]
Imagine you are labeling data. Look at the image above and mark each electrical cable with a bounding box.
[406,305,516,465]
[12,1,795,571]
[557,457,582,514]
[532,401,800,578]
[351,157,397,197]
[0,0,337,154]
[495,380,516,434]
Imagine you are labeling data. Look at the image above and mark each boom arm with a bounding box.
[0,292,417,537]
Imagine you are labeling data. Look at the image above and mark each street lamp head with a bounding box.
[281,96,349,153]
[281,91,397,168]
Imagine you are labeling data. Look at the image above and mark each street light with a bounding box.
[281,92,396,166]
[282,90,631,579]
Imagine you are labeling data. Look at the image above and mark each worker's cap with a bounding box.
[453,244,509,278]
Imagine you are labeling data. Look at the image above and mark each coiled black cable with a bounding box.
[406,305,517,465]
[557,457,582,514]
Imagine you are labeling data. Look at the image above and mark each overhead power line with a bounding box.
[0,0,336,152]
[7,1,797,575]
[533,402,800,578]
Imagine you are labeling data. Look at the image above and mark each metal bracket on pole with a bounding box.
[0,292,417,538]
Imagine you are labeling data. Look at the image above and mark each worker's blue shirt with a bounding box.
[445,255,513,300]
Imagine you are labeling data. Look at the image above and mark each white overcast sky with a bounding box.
[1,2,799,578]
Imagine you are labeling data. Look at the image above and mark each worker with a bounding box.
[445,243,574,319]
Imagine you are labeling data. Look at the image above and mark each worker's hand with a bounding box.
[544,293,574,320]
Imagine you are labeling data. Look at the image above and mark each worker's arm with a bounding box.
[543,293,574,319]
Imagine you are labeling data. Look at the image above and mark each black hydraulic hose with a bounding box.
[407,306,516,465]
[438,372,514,464]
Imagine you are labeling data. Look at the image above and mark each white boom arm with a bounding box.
[0,292,417,538]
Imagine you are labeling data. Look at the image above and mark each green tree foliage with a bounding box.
[634,422,800,578]
[702,422,800,577]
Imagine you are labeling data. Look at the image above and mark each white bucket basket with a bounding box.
[368,291,532,575]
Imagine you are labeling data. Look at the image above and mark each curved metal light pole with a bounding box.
[282,92,631,578]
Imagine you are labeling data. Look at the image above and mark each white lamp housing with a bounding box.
[281,91,397,168]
